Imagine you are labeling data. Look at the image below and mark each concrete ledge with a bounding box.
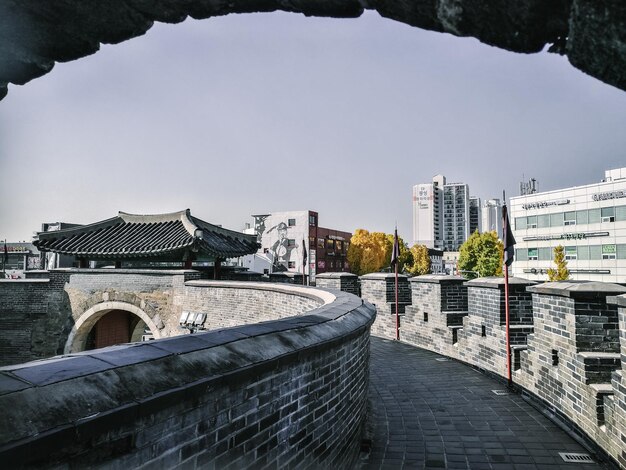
[607,293,626,307]
[360,272,409,280]
[464,276,536,289]
[410,275,465,284]
[315,272,357,279]
[527,281,626,299]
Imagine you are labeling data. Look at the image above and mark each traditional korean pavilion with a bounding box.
[33,209,259,272]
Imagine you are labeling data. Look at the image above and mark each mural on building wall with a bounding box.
[266,222,294,272]
[253,215,270,243]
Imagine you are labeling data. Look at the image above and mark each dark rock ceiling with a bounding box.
[0,0,624,101]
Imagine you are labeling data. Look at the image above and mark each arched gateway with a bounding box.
[65,301,161,354]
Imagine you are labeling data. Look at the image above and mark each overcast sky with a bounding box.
[1,11,625,243]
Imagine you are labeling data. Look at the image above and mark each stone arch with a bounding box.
[64,301,162,354]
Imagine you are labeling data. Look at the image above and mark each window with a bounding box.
[481,325,486,337]
[515,217,527,230]
[528,248,538,261]
[318,238,325,248]
[578,246,590,260]
[601,207,615,223]
[309,215,317,226]
[617,244,626,260]
[336,241,342,251]
[616,206,626,222]
[288,261,296,269]
[539,247,552,261]
[287,239,296,247]
[552,349,559,366]
[288,218,296,227]
[527,216,537,228]
[326,239,334,249]
[550,212,563,227]
[576,210,588,225]
[602,244,616,260]
[538,214,550,228]
[516,248,528,261]
[565,246,577,260]
[589,245,602,260]
[309,237,315,248]
[588,208,601,224]
[564,211,576,226]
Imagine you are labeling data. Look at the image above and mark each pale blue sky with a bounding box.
[1,11,625,243]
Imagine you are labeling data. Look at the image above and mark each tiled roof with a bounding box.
[33,210,258,259]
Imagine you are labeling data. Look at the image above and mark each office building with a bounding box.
[510,167,626,283]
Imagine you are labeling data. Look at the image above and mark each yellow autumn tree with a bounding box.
[348,229,409,275]
[406,244,431,276]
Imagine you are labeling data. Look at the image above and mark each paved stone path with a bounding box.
[361,337,610,470]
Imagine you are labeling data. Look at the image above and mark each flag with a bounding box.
[390,228,400,269]
[3,240,7,264]
[502,204,516,266]
[302,239,307,265]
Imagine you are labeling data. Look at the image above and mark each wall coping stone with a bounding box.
[409,274,465,284]
[0,283,374,451]
[49,268,197,275]
[465,276,536,289]
[360,272,409,280]
[527,281,626,299]
[315,272,358,279]
[185,280,336,305]
[0,279,49,284]
[606,293,626,307]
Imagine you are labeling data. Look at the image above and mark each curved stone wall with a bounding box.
[0,282,376,469]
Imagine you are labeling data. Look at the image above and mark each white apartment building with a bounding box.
[412,174,445,249]
[482,199,502,236]
[510,167,626,283]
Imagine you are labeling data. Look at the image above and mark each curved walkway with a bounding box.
[362,337,610,470]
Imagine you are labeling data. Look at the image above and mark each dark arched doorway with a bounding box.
[84,309,150,350]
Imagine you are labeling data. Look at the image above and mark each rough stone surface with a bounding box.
[0,0,624,100]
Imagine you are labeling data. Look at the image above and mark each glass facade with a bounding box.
[515,204,626,229]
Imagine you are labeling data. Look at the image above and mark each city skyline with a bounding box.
[1,11,625,243]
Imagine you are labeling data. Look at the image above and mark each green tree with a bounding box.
[406,244,431,276]
[458,230,504,279]
[547,245,570,281]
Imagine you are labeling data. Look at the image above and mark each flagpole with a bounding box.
[395,256,399,340]
[503,191,512,387]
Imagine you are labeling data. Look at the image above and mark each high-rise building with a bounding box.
[482,199,502,236]
[413,175,470,251]
[443,182,470,251]
[510,167,626,283]
[469,196,482,235]
[412,175,445,249]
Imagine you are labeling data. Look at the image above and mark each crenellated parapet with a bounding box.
[352,273,626,467]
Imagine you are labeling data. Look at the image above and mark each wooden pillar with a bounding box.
[114,261,121,269]
[214,258,221,280]
[78,258,88,268]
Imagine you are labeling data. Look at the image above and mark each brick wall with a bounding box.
[0,285,375,469]
[315,273,359,296]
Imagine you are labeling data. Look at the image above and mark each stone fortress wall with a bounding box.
[344,272,626,468]
[0,275,375,468]
[3,269,626,467]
